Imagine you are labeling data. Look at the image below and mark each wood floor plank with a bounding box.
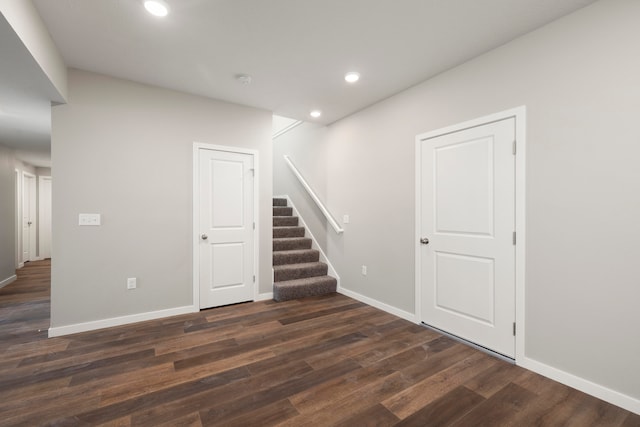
[382,351,497,419]
[0,260,636,426]
[289,339,461,415]
[305,324,440,370]
[126,358,313,425]
[198,359,361,425]
[334,403,401,427]
[463,359,529,398]
[622,413,640,427]
[216,398,300,427]
[154,412,202,427]
[394,386,485,426]
[57,366,252,425]
[96,415,132,427]
[449,382,538,427]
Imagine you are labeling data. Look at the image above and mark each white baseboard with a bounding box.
[18,262,24,269]
[48,305,197,337]
[256,292,273,301]
[337,286,417,323]
[0,274,17,289]
[519,357,640,415]
[339,285,639,414]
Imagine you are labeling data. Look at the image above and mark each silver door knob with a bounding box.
[27,221,32,226]
[420,237,429,245]
[201,234,208,240]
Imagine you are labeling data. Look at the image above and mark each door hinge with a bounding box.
[253,275,256,283]
[513,322,516,336]
[253,222,255,230]
[512,140,516,155]
[512,231,517,245]
[250,168,255,176]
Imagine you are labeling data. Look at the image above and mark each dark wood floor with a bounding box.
[1,261,638,426]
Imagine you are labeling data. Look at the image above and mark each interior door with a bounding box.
[22,173,36,263]
[419,118,515,358]
[198,148,255,309]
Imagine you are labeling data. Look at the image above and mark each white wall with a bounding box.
[0,144,16,284]
[280,0,640,409]
[51,69,272,329]
[0,0,66,102]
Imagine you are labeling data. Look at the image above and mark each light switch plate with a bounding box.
[79,213,101,226]
[343,215,350,224]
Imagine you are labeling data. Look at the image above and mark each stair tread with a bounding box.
[273,237,312,251]
[273,249,318,254]
[272,249,320,266]
[273,261,326,271]
[273,226,305,238]
[274,275,337,286]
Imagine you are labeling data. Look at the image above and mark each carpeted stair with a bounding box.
[272,198,337,301]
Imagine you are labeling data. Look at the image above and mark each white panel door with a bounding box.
[22,173,36,263]
[38,177,52,259]
[199,148,254,309]
[419,118,515,357]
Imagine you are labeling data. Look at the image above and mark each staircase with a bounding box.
[272,198,337,301]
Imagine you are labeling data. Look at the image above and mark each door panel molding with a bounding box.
[415,106,526,362]
[192,142,260,310]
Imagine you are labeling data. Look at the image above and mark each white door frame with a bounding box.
[15,169,22,268]
[38,176,53,259]
[192,142,260,310]
[415,106,526,362]
[22,171,37,263]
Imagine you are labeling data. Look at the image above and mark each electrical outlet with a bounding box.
[127,277,137,290]
[343,214,350,224]
[361,265,367,276]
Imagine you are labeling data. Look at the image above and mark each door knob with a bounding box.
[201,234,208,240]
[27,221,32,226]
[420,237,429,245]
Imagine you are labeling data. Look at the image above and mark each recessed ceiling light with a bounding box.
[310,110,322,118]
[144,0,169,17]
[344,72,360,83]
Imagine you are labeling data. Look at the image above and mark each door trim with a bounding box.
[38,176,52,259]
[415,106,526,363]
[22,171,37,263]
[192,142,260,311]
[15,169,22,268]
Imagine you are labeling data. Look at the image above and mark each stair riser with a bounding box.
[273,239,312,251]
[273,251,320,266]
[273,227,305,238]
[273,217,298,227]
[273,207,292,216]
[274,264,328,282]
[273,198,288,207]
[273,277,337,302]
